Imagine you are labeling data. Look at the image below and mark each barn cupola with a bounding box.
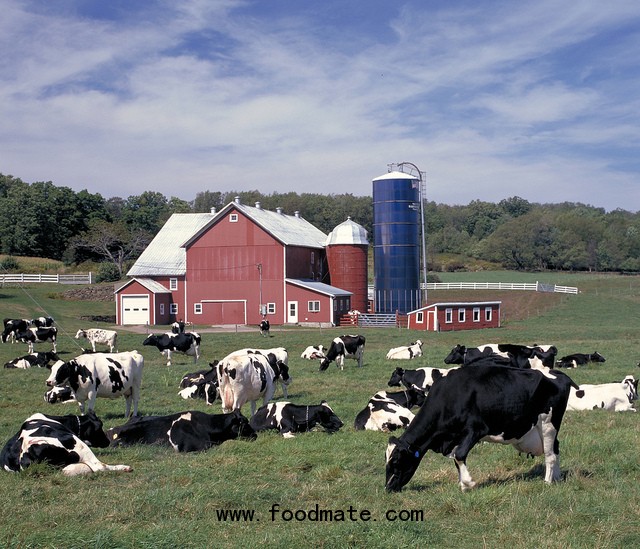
[234,196,241,204]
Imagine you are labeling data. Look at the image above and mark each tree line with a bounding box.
[1,173,639,279]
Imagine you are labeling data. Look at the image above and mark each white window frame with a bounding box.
[485,307,493,322]
[416,311,424,323]
[458,309,466,323]
[308,300,320,313]
[194,303,202,315]
[170,303,178,315]
[230,213,238,222]
[267,303,276,314]
[445,308,453,323]
[473,307,480,322]
[169,278,178,291]
[159,303,165,315]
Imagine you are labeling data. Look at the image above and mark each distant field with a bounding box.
[0,275,638,548]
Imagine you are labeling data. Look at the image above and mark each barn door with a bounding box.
[287,301,298,324]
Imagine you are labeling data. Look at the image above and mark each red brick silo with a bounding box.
[325,217,369,312]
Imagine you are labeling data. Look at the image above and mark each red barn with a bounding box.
[407,301,501,332]
[115,198,359,327]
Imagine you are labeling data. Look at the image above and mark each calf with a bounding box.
[44,385,76,404]
[2,318,30,344]
[386,340,423,360]
[108,410,256,452]
[75,328,118,353]
[178,363,219,405]
[567,375,638,412]
[217,353,291,416]
[32,316,54,328]
[301,345,326,360]
[385,365,577,492]
[15,327,58,353]
[319,335,366,371]
[4,351,59,369]
[556,352,606,369]
[46,351,144,417]
[387,366,458,393]
[259,319,270,337]
[143,332,201,366]
[250,401,343,438]
[0,412,131,476]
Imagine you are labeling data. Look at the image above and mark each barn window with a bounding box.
[170,303,178,315]
[458,309,466,323]
[416,311,424,323]
[160,303,165,315]
[308,301,320,312]
[267,303,276,314]
[485,307,493,322]
[229,213,238,222]
[169,278,178,291]
[473,307,480,322]
[194,303,202,314]
[445,308,453,323]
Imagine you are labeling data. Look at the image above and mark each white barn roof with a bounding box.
[286,278,353,297]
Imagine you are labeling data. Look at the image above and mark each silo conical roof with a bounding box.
[326,217,369,246]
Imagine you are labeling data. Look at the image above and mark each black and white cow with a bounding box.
[250,401,343,438]
[556,352,606,369]
[171,320,186,334]
[444,343,557,369]
[319,335,366,371]
[354,388,425,432]
[14,327,58,354]
[386,340,423,360]
[223,347,290,398]
[387,366,458,393]
[143,332,201,366]
[46,351,144,417]
[259,319,270,337]
[567,375,638,412]
[4,351,59,369]
[2,318,30,344]
[75,328,118,353]
[32,316,54,328]
[385,365,577,492]
[178,363,219,405]
[44,385,76,404]
[0,412,132,476]
[108,410,256,452]
[301,345,326,360]
[217,353,290,416]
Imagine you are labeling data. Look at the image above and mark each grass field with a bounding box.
[0,276,638,548]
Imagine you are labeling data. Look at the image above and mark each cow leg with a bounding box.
[450,432,480,491]
[250,400,257,416]
[454,459,476,491]
[281,381,288,399]
[539,411,561,483]
[165,350,172,366]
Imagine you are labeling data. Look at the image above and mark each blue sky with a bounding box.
[2,0,640,211]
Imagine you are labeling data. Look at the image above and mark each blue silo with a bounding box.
[372,171,421,314]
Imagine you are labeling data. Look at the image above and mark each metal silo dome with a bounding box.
[325,217,369,246]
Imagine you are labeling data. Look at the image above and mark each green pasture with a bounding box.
[0,277,638,548]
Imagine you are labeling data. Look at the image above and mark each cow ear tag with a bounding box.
[414,451,420,458]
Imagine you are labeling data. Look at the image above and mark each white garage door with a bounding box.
[122,295,150,325]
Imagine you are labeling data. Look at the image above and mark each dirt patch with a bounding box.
[61,284,116,302]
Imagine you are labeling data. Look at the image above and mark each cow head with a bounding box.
[44,385,75,404]
[317,402,343,433]
[385,436,424,492]
[230,411,258,441]
[592,352,606,363]
[78,411,111,448]
[46,360,71,387]
[75,329,87,339]
[443,345,465,365]
[142,334,158,347]
[387,367,404,387]
[622,376,638,402]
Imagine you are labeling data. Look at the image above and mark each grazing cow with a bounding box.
[556,352,606,369]
[301,345,326,360]
[171,320,186,334]
[32,316,54,328]
[250,401,343,438]
[217,353,291,416]
[15,327,58,353]
[385,365,577,492]
[107,410,256,451]
[178,363,219,405]
[143,332,201,366]
[319,335,366,371]
[46,351,144,417]
[0,412,131,476]
[4,351,59,369]
[259,319,270,337]
[386,340,424,360]
[44,385,76,404]
[223,347,290,398]
[75,328,118,353]
[2,318,30,344]
[387,366,458,393]
[444,343,557,369]
[567,375,638,412]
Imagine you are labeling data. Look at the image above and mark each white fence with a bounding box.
[0,273,93,285]
[426,281,578,295]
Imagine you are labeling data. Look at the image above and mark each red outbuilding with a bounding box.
[407,301,502,332]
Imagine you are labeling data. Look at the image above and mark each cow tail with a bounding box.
[218,363,234,411]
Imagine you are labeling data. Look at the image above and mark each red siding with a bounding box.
[326,244,368,312]
[408,303,501,332]
[285,283,335,325]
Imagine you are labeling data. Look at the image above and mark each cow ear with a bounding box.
[388,436,401,445]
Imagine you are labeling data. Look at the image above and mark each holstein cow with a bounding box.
[354,388,426,432]
[44,385,76,404]
[143,332,201,366]
[387,366,458,394]
[224,347,291,398]
[259,319,270,337]
[46,351,144,417]
[385,365,577,493]
[75,328,118,353]
[556,352,606,369]
[250,401,344,438]
[0,412,132,476]
[319,335,366,371]
[444,343,557,369]
[32,316,54,328]
[178,363,219,405]
[4,351,59,369]
[217,353,291,416]
[567,375,638,412]
[108,410,256,452]
[15,327,58,354]
[301,345,326,360]
[2,318,30,344]
[386,340,423,360]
